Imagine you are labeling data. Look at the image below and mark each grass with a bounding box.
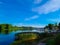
[11,33,39,45]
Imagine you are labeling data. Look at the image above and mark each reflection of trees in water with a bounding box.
[5,30,9,34]
[0,25,2,33]
[0,24,12,34]
[5,24,9,34]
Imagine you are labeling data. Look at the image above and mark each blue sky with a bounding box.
[0,0,60,27]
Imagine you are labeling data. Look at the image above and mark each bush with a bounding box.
[46,33,60,45]
[55,33,60,45]
[46,39,55,45]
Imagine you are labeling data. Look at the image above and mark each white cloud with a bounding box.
[25,15,39,21]
[33,0,42,4]
[32,0,60,14]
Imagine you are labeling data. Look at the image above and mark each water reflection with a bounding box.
[0,30,45,45]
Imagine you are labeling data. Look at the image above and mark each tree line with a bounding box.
[0,24,34,34]
[44,23,60,30]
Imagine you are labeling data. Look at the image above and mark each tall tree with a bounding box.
[48,24,54,30]
[54,23,58,30]
[58,23,60,30]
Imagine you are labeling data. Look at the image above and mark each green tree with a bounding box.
[44,25,48,29]
[54,23,58,30]
[58,23,60,30]
[48,24,54,30]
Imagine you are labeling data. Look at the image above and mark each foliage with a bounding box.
[0,24,34,34]
[11,33,39,45]
[48,24,54,30]
[46,33,60,45]
[54,33,60,45]
[15,33,38,41]
[58,23,60,30]
[45,23,60,30]
[46,39,55,45]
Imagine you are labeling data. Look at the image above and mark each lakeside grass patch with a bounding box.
[11,33,39,45]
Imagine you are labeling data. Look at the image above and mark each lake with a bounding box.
[0,32,15,45]
[0,30,45,45]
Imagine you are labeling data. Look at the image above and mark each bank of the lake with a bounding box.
[0,30,45,45]
[0,30,57,45]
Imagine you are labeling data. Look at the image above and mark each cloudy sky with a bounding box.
[0,0,60,27]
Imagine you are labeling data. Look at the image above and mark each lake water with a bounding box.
[0,32,15,45]
[0,30,45,45]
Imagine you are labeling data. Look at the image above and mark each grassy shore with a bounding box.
[11,33,39,45]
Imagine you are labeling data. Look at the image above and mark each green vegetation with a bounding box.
[0,24,13,34]
[11,33,39,45]
[0,24,34,34]
[15,33,38,41]
[46,39,55,45]
[46,33,60,45]
[0,23,60,45]
[44,23,60,30]
[54,33,60,45]
[11,32,55,45]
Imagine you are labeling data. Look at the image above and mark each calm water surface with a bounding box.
[0,30,45,45]
[0,32,15,45]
